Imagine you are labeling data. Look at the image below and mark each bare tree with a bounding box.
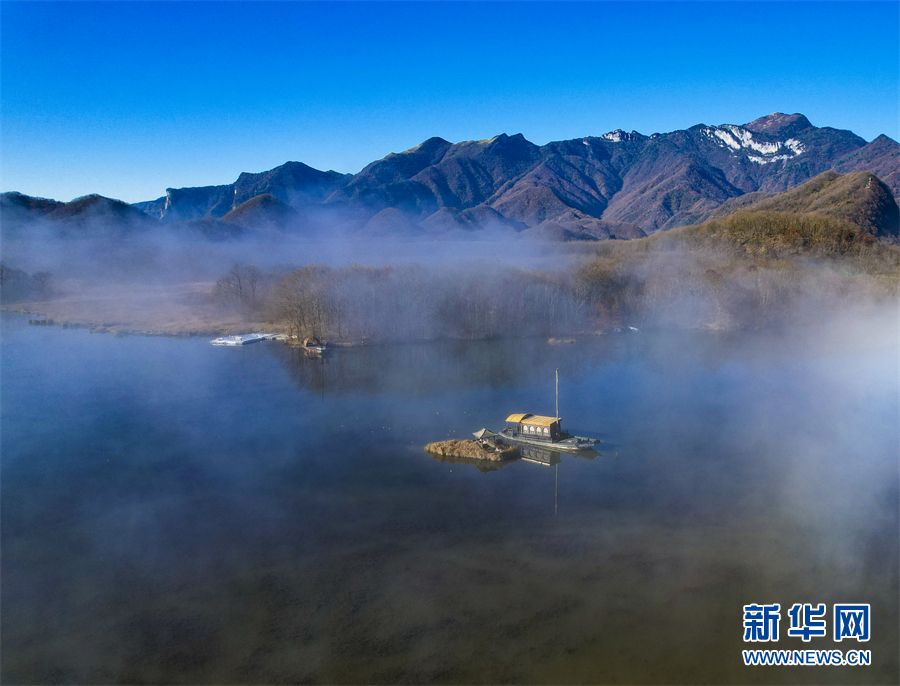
[213,263,267,313]
[32,271,53,296]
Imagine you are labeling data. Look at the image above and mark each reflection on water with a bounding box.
[272,336,631,401]
[519,444,561,466]
[425,446,601,503]
[1,312,898,684]
[426,450,519,474]
[515,444,597,467]
[425,441,608,534]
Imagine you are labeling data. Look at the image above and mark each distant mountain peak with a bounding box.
[471,133,530,147]
[399,136,451,155]
[601,129,644,143]
[487,132,534,148]
[743,112,813,135]
[871,133,898,145]
[222,193,299,227]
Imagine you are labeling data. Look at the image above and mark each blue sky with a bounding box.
[2,1,898,203]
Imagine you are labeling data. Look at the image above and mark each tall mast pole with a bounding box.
[555,368,560,515]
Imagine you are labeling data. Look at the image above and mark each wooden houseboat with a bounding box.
[500,413,599,452]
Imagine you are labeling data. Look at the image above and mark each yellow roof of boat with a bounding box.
[506,413,561,426]
[523,415,561,427]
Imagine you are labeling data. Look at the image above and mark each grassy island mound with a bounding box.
[425,439,519,462]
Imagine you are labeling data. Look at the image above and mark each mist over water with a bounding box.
[1,309,897,684]
[2,220,603,344]
[1,214,578,286]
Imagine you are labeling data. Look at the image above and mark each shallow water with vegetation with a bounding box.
[2,312,897,684]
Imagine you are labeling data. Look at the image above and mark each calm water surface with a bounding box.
[2,312,897,684]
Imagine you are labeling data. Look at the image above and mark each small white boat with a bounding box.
[300,337,327,354]
[211,333,284,346]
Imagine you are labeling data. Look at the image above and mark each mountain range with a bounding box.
[3,113,898,241]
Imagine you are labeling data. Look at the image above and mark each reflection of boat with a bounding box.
[516,444,603,516]
[211,333,284,346]
[572,447,602,461]
[518,444,562,467]
[518,445,602,466]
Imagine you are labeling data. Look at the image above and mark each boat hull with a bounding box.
[499,429,599,452]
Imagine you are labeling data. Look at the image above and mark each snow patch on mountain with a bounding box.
[601,129,643,143]
[712,128,743,151]
[747,154,795,165]
[784,138,804,155]
[704,125,805,163]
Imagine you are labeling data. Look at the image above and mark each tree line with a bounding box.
[210,212,899,341]
[0,263,54,303]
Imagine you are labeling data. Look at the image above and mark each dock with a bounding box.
[210,333,287,346]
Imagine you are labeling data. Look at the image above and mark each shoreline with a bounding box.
[2,306,617,344]
[1,282,626,343]
[2,300,775,345]
[1,305,275,339]
[0,282,281,339]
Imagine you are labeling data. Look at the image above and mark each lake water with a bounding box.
[2,312,898,684]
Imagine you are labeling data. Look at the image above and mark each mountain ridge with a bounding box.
[712,170,899,241]
[5,113,898,241]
